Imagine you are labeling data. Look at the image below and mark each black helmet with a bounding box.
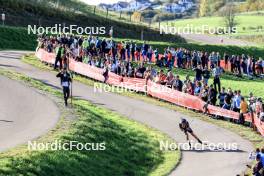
[181,118,187,123]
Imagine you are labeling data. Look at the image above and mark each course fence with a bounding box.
[36,49,264,136]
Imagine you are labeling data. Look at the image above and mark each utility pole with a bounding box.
[158,18,161,31]
[56,0,60,8]
[106,8,108,19]
[38,18,41,26]
[1,13,5,26]
[149,20,151,28]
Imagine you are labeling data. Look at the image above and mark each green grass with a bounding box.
[113,36,264,59]
[22,54,264,149]
[0,26,37,50]
[0,0,185,43]
[161,15,264,44]
[0,69,180,176]
[23,53,264,175]
[163,15,264,36]
[23,53,264,100]
[1,24,264,61]
[148,63,264,100]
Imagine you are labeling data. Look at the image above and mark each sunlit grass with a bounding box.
[0,69,179,176]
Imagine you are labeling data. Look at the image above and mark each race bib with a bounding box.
[62,81,69,87]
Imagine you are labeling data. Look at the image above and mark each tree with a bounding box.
[199,0,209,17]
[131,11,142,22]
[222,2,238,33]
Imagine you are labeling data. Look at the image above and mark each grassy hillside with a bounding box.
[0,69,179,176]
[198,0,264,17]
[1,26,264,60]
[0,0,185,43]
[0,26,37,50]
[122,38,264,58]
[163,15,264,44]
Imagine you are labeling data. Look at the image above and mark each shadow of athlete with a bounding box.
[179,118,203,147]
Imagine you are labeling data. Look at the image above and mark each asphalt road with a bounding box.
[0,50,254,176]
[0,71,60,152]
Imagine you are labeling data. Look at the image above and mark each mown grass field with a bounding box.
[23,54,264,175]
[1,24,262,100]
[111,36,264,59]
[163,15,264,36]
[161,15,264,44]
[148,63,264,100]
[1,0,185,43]
[0,69,179,176]
[1,25,264,58]
[23,54,264,145]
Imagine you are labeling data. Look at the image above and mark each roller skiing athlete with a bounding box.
[179,118,203,148]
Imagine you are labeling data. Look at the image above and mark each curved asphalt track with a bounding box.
[0,69,60,152]
[0,51,254,176]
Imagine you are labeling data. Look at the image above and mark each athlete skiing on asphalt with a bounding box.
[179,118,203,147]
[56,68,72,106]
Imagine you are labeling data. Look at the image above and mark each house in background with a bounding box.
[98,3,111,10]
[178,0,193,9]
[127,0,151,11]
[99,0,151,12]
[98,0,193,13]
[163,0,193,13]
[164,3,186,13]
[111,1,129,11]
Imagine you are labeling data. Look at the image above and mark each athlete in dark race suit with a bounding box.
[179,118,203,147]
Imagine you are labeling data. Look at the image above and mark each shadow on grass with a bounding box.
[0,102,165,176]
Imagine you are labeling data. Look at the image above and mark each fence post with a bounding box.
[158,18,161,31]
[106,8,108,19]
[129,13,132,22]
[94,6,96,14]
[119,11,122,19]
[141,29,143,40]
[1,13,5,26]
[149,20,151,28]
[38,18,42,26]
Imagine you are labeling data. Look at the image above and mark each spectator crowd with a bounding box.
[37,34,264,124]
[249,148,264,176]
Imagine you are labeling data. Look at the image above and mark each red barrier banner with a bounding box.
[35,49,264,136]
[121,77,146,92]
[254,115,264,136]
[207,105,252,122]
[69,58,105,82]
[147,81,205,111]
[36,49,55,64]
